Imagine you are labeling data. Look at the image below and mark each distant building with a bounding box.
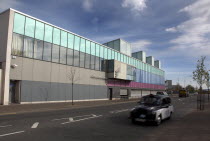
[165,80,172,90]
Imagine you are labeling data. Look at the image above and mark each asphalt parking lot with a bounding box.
[0,95,206,141]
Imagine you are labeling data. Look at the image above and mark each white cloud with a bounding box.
[165,27,177,33]
[168,0,210,57]
[82,0,94,12]
[122,0,147,14]
[0,0,20,12]
[131,40,152,52]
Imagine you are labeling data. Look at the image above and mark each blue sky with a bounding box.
[1,0,210,87]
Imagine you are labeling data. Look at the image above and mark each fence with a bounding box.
[197,93,210,110]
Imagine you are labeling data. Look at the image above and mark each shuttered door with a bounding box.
[120,89,128,96]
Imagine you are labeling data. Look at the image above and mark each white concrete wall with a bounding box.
[0,9,14,105]
[10,57,107,86]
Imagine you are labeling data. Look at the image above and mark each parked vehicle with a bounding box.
[179,89,189,97]
[156,91,168,96]
[130,94,174,126]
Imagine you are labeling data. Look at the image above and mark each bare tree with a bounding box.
[204,71,210,101]
[67,68,79,105]
[193,56,207,92]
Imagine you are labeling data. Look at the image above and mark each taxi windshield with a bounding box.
[139,96,161,106]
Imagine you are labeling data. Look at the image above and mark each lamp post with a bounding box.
[208,70,210,102]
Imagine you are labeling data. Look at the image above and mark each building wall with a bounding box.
[130,89,159,98]
[10,57,108,103]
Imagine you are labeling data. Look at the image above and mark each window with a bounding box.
[90,42,96,56]
[114,51,118,60]
[123,55,126,63]
[23,36,34,58]
[80,38,86,53]
[99,58,103,71]
[111,50,115,59]
[90,55,95,70]
[104,48,108,59]
[80,52,85,68]
[13,13,25,34]
[100,46,104,58]
[35,21,44,40]
[117,52,120,61]
[52,44,59,63]
[68,33,74,49]
[67,48,73,65]
[95,44,100,57]
[85,54,90,69]
[95,57,100,71]
[74,50,79,67]
[43,42,52,61]
[53,28,60,45]
[101,59,106,71]
[12,33,23,56]
[121,54,124,62]
[86,40,91,54]
[44,24,53,43]
[61,31,67,47]
[74,36,80,51]
[34,39,43,60]
[107,41,114,48]
[107,49,111,59]
[25,17,35,38]
[114,40,120,51]
[60,47,67,64]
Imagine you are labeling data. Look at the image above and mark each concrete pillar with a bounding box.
[0,9,14,105]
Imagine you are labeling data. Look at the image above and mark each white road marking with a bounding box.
[52,114,94,121]
[69,118,74,122]
[0,131,25,137]
[61,115,102,124]
[92,114,97,117]
[0,125,12,128]
[31,122,39,129]
[110,109,130,114]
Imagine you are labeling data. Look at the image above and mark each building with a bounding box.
[165,80,172,90]
[0,9,165,105]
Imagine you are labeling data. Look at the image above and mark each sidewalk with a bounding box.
[149,102,210,141]
[0,99,138,116]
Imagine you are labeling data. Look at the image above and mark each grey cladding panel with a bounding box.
[21,81,32,102]
[20,80,107,102]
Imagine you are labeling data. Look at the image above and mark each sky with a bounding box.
[0,0,210,88]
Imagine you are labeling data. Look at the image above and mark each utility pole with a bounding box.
[208,78,209,102]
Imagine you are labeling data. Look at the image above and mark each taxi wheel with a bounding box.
[155,115,162,126]
[131,118,136,124]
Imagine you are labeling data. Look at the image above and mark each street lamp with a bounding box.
[208,70,210,101]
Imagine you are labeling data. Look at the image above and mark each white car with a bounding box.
[130,94,174,125]
[156,91,168,96]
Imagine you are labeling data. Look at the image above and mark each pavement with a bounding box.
[0,95,210,141]
[143,96,210,141]
[0,98,138,116]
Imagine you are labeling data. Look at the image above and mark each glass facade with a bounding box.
[12,12,165,86]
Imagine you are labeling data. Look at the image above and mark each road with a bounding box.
[0,95,197,141]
